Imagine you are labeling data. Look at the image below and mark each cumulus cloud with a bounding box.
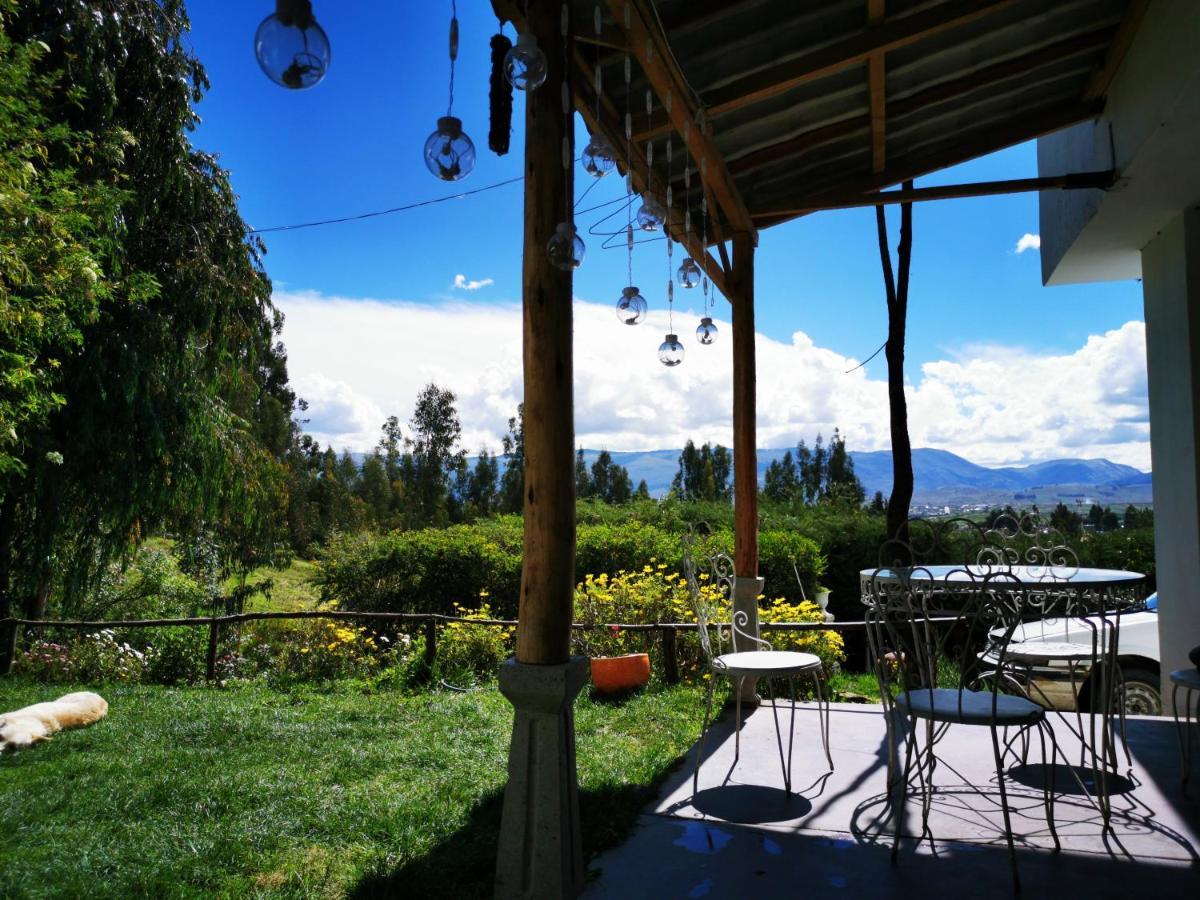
[452,273,494,291]
[274,290,1150,470]
[1014,233,1041,254]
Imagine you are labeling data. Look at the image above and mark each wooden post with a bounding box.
[205,618,220,682]
[424,618,438,671]
[515,0,576,667]
[731,231,759,578]
[662,626,679,685]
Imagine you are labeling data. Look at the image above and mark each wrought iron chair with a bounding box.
[862,517,1061,892]
[683,535,832,796]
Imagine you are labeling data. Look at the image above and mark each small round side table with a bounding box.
[1169,668,1200,792]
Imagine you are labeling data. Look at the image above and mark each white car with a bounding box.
[996,593,1161,715]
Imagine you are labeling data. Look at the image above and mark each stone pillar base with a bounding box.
[732,575,765,705]
[495,656,588,899]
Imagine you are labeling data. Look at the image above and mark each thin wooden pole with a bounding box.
[515,0,576,666]
[731,231,758,578]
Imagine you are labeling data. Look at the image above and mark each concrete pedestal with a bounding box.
[731,575,765,704]
[495,656,588,899]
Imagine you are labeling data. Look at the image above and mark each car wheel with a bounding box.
[1117,667,1162,716]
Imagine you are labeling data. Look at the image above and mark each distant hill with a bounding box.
[355,446,1152,509]
[554,447,1151,507]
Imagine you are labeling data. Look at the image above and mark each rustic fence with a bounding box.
[0,610,869,683]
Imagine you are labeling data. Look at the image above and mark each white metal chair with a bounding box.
[683,538,832,796]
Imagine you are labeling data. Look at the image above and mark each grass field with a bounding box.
[0,679,709,899]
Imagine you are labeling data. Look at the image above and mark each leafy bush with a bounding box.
[437,602,514,682]
[572,564,691,659]
[758,598,845,670]
[140,626,209,685]
[317,517,826,621]
[59,544,210,621]
[16,630,147,683]
[1076,527,1156,591]
[240,619,393,684]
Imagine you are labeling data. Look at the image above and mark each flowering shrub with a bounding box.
[243,619,391,684]
[573,563,689,659]
[757,597,845,671]
[16,630,147,683]
[438,601,513,682]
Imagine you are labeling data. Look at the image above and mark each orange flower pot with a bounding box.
[590,653,651,694]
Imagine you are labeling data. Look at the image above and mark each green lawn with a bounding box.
[0,680,709,898]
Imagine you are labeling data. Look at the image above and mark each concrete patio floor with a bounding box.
[584,700,1200,898]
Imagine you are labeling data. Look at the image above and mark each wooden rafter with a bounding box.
[867,0,886,173]
[606,0,756,241]
[723,26,1115,180]
[493,0,730,297]
[1082,0,1149,99]
[753,99,1105,229]
[751,170,1116,218]
[699,0,1017,120]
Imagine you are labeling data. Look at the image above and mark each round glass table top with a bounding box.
[860,564,1145,589]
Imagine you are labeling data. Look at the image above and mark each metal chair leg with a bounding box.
[892,719,917,863]
[816,669,833,771]
[692,675,718,796]
[990,724,1021,893]
[734,677,743,764]
[1038,720,1060,851]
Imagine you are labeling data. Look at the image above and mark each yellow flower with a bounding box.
[300,647,310,654]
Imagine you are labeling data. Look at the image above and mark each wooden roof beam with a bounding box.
[606,0,757,242]
[701,0,1018,119]
[751,170,1116,218]
[867,0,886,173]
[1082,0,1149,100]
[752,98,1105,228]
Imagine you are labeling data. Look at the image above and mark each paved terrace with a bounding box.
[584,702,1200,899]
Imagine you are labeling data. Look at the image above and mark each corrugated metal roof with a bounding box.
[565,0,1135,236]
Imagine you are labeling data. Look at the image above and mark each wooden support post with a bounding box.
[731,232,758,579]
[205,618,220,682]
[662,626,679,685]
[424,618,437,671]
[514,0,576,668]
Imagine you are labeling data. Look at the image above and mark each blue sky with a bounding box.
[184,2,1150,469]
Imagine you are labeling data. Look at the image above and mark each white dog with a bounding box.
[0,691,108,752]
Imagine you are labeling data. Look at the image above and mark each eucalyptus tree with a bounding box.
[1,0,296,665]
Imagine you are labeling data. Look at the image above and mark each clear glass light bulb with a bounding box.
[636,196,666,231]
[615,286,647,325]
[696,316,719,345]
[676,257,701,289]
[424,116,476,182]
[582,135,616,178]
[504,33,548,91]
[254,0,331,90]
[658,333,684,367]
[547,222,585,270]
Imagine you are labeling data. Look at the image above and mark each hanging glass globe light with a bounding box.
[696,316,719,345]
[547,223,585,270]
[424,116,476,182]
[615,287,647,325]
[636,196,666,231]
[254,0,331,90]
[504,33,548,91]
[676,257,702,289]
[582,135,616,178]
[658,333,684,367]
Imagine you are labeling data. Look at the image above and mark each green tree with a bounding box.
[764,450,799,502]
[1050,502,1083,535]
[2,1,296,652]
[672,440,732,501]
[465,448,500,518]
[634,479,651,500]
[824,428,866,506]
[869,491,886,515]
[590,450,633,504]
[499,404,525,514]
[575,447,592,499]
[403,383,465,527]
[356,452,392,525]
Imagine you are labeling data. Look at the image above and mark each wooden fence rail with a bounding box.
[0,611,879,683]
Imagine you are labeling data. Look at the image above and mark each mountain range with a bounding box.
[568,447,1152,507]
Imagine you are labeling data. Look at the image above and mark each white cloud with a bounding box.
[452,273,495,291]
[274,290,1150,471]
[1014,233,1041,254]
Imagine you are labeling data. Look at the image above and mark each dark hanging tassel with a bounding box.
[489,33,513,156]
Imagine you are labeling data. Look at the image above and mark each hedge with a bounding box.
[316,517,825,618]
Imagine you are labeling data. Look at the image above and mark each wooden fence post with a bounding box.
[424,617,437,671]
[662,626,679,685]
[205,618,220,682]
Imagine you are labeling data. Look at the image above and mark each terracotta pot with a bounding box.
[590,653,651,694]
